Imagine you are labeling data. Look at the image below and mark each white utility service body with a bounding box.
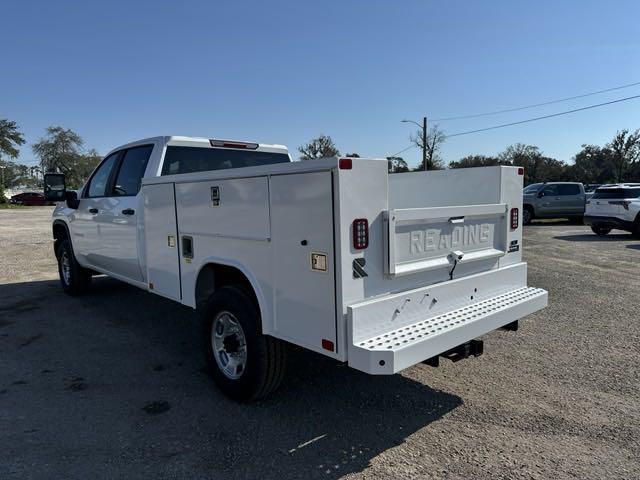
[51,136,546,382]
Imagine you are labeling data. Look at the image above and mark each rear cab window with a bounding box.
[557,184,581,195]
[161,146,290,176]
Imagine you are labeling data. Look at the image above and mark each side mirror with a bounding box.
[44,173,66,202]
[537,191,545,198]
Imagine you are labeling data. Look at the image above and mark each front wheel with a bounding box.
[56,238,92,295]
[201,286,286,402]
[591,226,611,236]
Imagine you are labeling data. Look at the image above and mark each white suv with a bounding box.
[584,184,640,237]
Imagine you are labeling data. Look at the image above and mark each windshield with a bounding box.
[592,188,640,199]
[523,183,542,194]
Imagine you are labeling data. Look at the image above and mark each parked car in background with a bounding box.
[584,184,640,236]
[522,182,586,225]
[9,192,51,206]
[584,184,603,200]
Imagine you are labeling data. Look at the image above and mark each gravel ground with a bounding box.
[1,208,639,479]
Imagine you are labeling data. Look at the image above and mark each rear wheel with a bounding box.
[201,285,286,402]
[522,207,533,225]
[591,226,611,236]
[56,238,92,295]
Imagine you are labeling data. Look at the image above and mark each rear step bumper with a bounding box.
[346,264,547,375]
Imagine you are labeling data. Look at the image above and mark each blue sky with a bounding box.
[2,0,639,168]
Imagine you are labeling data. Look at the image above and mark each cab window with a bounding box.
[540,185,559,196]
[557,184,580,195]
[86,153,120,197]
[113,145,153,196]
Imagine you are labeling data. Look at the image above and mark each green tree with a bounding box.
[410,124,445,170]
[449,154,504,169]
[606,129,640,182]
[570,145,615,184]
[0,118,26,197]
[32,126,84,174]
[298,134,340,160]
[387,156,409,173]
[0,118,26,162]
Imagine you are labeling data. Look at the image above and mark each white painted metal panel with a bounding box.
[176,177,270,241]
[385,203,508,276]
[270,171,337,352]
[348,285,547,374]
[143,183,181,300]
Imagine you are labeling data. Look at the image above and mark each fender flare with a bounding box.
[193,256,270,334]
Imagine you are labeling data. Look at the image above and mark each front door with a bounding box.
[72,151,122,266]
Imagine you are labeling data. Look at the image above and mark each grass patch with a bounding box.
[0,203,38,209]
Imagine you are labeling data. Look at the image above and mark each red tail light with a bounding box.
[339,158,352,170]
[510,208,519,229]
[352,218,369,249]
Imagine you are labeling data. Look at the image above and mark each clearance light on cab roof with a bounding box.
[209,139,259,150]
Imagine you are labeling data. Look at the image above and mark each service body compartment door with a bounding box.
[386,203,507,277]
[270,171,337,353]
[143,183,181,300]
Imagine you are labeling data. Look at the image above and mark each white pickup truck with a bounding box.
[44,136,547,401]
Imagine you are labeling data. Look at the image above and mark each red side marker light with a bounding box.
[517,167,524,175]
[322,339,335,351]
[339,158,352,170]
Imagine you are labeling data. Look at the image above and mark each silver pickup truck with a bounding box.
[522,182,586,225]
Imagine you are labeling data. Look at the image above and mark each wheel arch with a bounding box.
[194,259,269,333]
[52,219,72,259]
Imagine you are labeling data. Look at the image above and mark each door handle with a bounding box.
[89,208,99,214]
[122,208,135,216]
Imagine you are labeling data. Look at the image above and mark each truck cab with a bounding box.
[51,136,290,286]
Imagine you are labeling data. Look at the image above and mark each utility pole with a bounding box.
[422,116,428,171]
[401,117,429,171]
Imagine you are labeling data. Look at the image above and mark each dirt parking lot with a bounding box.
[1,207,639,479]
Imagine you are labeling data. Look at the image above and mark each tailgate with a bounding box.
[384,203,508,276]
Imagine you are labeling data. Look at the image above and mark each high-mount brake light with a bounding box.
[510,208,519,230]
[339,158,353,170]
[209,139,259,150]
[352,218,369,249]
[517,167,524,175]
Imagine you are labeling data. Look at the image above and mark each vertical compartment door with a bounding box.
[270,171,337,354]
[143,183,181,300]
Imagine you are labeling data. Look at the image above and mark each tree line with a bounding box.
[298,127,640,185]
[0,120,102,200]
[2,116,639,202]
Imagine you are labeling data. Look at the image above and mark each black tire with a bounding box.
[591,226,611,236]
[56,238,92,295]
[523,207,534,225]
[201,285,286,402]
[633,222,640,239]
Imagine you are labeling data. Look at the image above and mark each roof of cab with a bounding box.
[106,135,289,157]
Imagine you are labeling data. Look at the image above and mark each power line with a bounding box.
[388,144,416,157]
[432,81,640,121]
[388,93,640,157]
[446,94,640,137]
